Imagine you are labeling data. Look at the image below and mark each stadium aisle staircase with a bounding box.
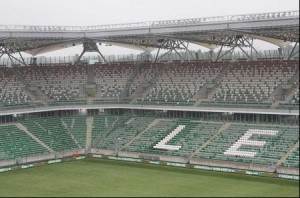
[21,117,78,152]
[91,115,119,148]
[61,116,87,148]
[280,142,299,168]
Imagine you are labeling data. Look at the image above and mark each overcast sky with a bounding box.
[1,0,299,57]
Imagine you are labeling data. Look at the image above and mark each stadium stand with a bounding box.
[93,116,154,150]
[0,114,298,169]
[17,64,88,102]
[124,119,223,157]
[200,60,298,108]
[136,61,224,105]
[128,62,162,96]
[0,67,32,107]
[0,124,47,160]
[195,123,299,165]
[91,114,119,148]
[278,79,299,110]
[281,145,299,168]
[21,117,78,152]
[61,116,87,148]
[93,63,133,98]
[0,59,297,109]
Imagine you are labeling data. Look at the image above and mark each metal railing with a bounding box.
[0,48,298,66]
[0,10,298,32]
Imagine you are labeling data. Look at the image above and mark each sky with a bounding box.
[0,0,299,57]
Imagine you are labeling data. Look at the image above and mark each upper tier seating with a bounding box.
[138,61,224,105]
[129,62,163,95]
[0,59,298,109]
[209,60,298,107]
[94,63,133,98]
[278,79,299,110]
[0,68,32,106]
[17,64,88,101]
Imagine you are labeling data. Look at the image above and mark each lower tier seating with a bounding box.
[281,145,299,168]
[61,116,87,148]
[0,125,47,160]
[124,119,222,157]
[21,117,78,152]
[195,124,299,165]
[0,115,298,169]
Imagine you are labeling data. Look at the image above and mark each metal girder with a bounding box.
[103,36,187,50]
[75,39,108,64]
[214,35,260,61]
[249,27,299,42]
[1,38,68,53]
[154,40,195,62]
[0,44,27,66]
[288,39,299,60]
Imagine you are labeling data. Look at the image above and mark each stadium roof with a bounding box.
[0,10,299,63]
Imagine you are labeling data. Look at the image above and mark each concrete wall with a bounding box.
[189,158,275,172]
[54,149,85,158]
[116,151,189,163]
[159,155,189,163]
[118,151,140,159]
[0,159,15,168]
[91,148,117,156]
[276,166,299,175]
[18,153,55,164]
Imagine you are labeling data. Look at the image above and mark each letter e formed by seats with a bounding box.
[223,129,278,157]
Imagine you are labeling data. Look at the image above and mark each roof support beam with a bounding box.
[180,41,196,61]
[76,39,109,65]
[215,35,258,61]
[288,39,299,60]
[0,44,27,66]
[154,40,197,63]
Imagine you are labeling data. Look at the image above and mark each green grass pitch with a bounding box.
[0,159,298,197]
